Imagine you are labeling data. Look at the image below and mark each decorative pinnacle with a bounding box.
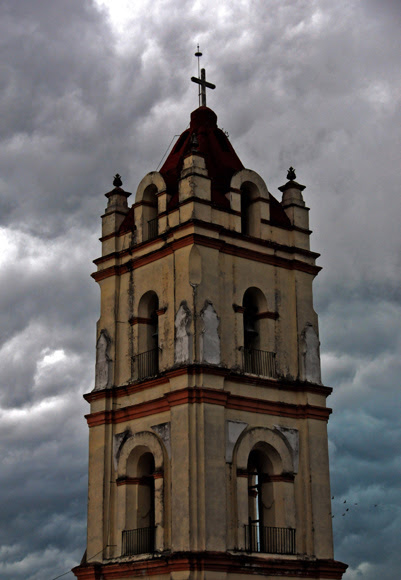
[113,173,123,187]
[287,167,296,181]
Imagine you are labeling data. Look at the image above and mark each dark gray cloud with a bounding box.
[0,0,400,578]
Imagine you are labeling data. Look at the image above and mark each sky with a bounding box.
[0,0,400,578]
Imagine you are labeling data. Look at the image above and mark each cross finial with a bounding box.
[191,47,215,107]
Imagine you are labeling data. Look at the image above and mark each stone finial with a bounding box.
[287,167,296,181]
[113,174,123,187]
[279,166,306,218]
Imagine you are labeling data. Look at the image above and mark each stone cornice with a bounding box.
[84,365,332,404]
[84,385,332,428]
[92,232,321,282]
[72,552,347,579]
[97,218,319,259]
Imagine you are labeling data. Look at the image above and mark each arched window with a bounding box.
[142,184,158,241]
[242,287,275,376]
[123,447,156,555]
[240,181,259,236]
[243,288,263,351]
[137,291,159,379]
[245,443,295,555]
[234,427,297,554]
[117,431,166,557]
[247,448,275,552]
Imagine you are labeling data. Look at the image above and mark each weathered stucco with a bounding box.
[94,329,111,390]
[302,323,322,384]
[174,301,192,364]
[200,301,220,364]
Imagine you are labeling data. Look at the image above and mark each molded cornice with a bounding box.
[72,552,347,579]
[92,232,320,282]
[84,385,332,428]
[84,365,332,404]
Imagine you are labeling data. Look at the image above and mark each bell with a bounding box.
[244,323,258,337]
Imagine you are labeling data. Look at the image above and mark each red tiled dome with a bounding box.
[160,107,244,210]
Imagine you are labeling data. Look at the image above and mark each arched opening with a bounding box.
[247,449,275,541]
[243,288,262,350]
[123,447,156,555]
[142,184,158,241]
[246,444,295,555]
[242,288,275,377]
[240,181,259,236]
[137,291,159,379]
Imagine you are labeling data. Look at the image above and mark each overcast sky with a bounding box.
[0,1,400,579]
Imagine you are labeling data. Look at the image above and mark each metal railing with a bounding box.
[147,217,158,241]
[245,525,296,554]
[122,526,155,555]
[136,348,159,380]
[242,348,276,378]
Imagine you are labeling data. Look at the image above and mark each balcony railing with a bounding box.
[242,348,276,378]
[245,525,296,554]
[136,348,159,380]
[122,526,155,555]
[147,217,158,241]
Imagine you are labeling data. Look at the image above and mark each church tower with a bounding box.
[73,71,347,580]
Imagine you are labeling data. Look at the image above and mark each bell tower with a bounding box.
[73,84,347,579]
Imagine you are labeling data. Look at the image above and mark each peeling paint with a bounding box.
[94,329,112,390]
[174,301,192,364]
[200,301,220,365]
[151,422,171,458]
[113,429,131,470]
[302,323,322,384]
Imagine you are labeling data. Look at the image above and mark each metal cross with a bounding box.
[191,68,216,107]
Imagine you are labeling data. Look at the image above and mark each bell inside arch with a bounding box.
[245,325,258,337]
[244,316,258,337]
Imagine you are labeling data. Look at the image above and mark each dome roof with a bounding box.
[160,106,244,210]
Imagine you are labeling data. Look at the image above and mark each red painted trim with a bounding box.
[129,317,152,326]
[227,393,331,421]
[255,310,279,320]
[84,365,332,404]
[116,474,163,486]
[237,471,294,483]
[227,372,331,396]
[134,200,157,208]
[99,232,119,242]
[85,386,331,427]
[98,215,315,251]
[116,476,153,486]
[236,468,249,478]
[72,552,347,579]
[84,375,170,403]
[266,474,295,483]
[92,230,321,282]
